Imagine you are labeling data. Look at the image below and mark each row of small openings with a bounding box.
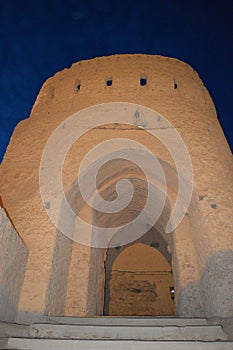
[105,75,148,87]
[76,76,178,90]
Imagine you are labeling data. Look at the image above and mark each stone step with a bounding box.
[46,316,209,326]
[2,338,233,350]
[0,321,29,338]
[29,323,226,341]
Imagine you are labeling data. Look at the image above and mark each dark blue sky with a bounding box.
[0,0,232,161]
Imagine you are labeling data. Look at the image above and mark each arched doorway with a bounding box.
[104,239,175,316]
[45,155,203,318]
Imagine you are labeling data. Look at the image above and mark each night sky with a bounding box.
[0,0,232,161]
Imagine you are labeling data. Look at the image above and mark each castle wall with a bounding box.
[0,54,232,320]
[0,203,28,322]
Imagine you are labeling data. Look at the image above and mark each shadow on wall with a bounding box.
[177,249,233,318]
[45,230,73,317]
[0,206,28,323]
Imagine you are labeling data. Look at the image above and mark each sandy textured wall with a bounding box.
[0,54,232,319]
[0,203,28,322]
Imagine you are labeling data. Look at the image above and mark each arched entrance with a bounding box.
[45,155,203,318]
[104,242,175,316]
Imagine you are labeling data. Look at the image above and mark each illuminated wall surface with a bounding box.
[0,54,232,323]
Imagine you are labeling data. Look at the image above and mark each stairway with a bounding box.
[0,317,232,349]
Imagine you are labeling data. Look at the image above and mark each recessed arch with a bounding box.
[104,236,175,316]
[45,151,203,318]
